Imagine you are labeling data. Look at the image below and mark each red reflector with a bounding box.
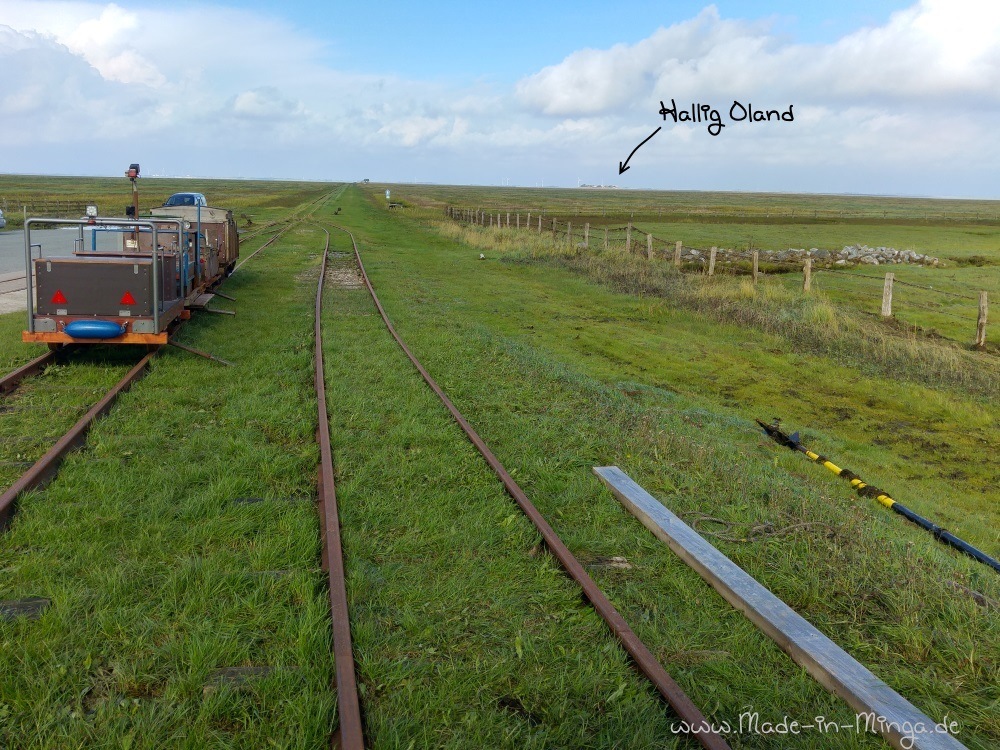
[120,291,136,305]
[51,290,67,304]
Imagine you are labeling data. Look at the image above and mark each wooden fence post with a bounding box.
[584,223,590,248]
[881,273,894,317]
[674,240,682,268]
[527,212,531,228]
[752,251,759,284]
[647,233,653,260]
[708,247,717,276]
[506,212,510,227]
[516,213,520,229]
[803,258,812,292]
[538,216,542,234]
[497,212,501,228]
[626,223,632,254]
[975,291,988,349]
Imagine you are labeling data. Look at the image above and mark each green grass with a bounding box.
[406,183,1000,348]
[0,175,335,230]
[0,350,140,490]
[324,248,702,749]
[383,183,1000,223]
[0,194,345,747]
[630,220,1000,257]
[0,178,996,748]
[331,184,997,748]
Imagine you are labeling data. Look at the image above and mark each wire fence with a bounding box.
[0,198,97,220]
[445,206,991,351]
[438,202,1000,223]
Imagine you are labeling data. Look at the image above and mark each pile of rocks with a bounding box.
[829,244,939,266]
[678,244,940,268]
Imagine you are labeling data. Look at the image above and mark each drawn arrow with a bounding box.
[618,127,661,175]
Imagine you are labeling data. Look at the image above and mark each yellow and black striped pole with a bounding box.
[757,419,1000,574]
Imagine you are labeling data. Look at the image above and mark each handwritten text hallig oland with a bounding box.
[659,99,794,136]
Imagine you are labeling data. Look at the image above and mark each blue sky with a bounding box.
[1,1,998,197]
[216,1,914,80]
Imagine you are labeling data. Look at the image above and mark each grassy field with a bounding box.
[387,183,1000,223]
[0,175,331,230]
[0,176,996,748]
[341,182,996,747]
[0,188,344,747]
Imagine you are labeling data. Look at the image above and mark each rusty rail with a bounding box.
[0,351,156,530]
[313,226,365,749]
[0,350,60,395]
[336,225,729,750]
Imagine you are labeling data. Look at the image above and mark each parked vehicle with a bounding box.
[162,192,207,208]
[0,209,6,230]
[22,165,238,346]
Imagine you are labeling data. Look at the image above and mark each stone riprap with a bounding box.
[676,244,940,268]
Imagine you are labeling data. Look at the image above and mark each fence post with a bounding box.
[506,212,510,227]
[538,216,542,234]
[489,214,493,228]
[975,291,988,349]
[584,223,590,248]
[516,213,520,229]
[803,258,812,292]
[552,218,557,242]
[626,223,632,254]
[527,212,531,228]
[708,247,717,276]
[497,212,501,228]
[647,233,653,260]
[674,240,682,268]
[752,251,760,284]
[881,273,894,317]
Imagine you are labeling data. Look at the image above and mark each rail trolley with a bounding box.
[21,164,238,347]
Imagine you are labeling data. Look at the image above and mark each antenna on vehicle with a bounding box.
[125,163,140,215]
[125,163,140,241]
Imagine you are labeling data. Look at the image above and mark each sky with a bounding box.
[1,0,998,198]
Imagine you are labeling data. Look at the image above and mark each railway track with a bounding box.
[315,224,728,750]
[0,348,155,530]
[1,195,722,748]
[0,198,356,748]
[0,197,332,530]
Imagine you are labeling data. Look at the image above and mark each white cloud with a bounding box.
[0,1,997,194]
[516,0,1000,116]
[231,88,306,122]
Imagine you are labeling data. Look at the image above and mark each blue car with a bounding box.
[162,192,207,208]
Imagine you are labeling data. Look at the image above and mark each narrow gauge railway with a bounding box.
[0,171,249,527]
[314,223,728,749]
[0,347,154,530]
[4,198,722,748]
[0,195,350,744]
[0,188,324,528]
